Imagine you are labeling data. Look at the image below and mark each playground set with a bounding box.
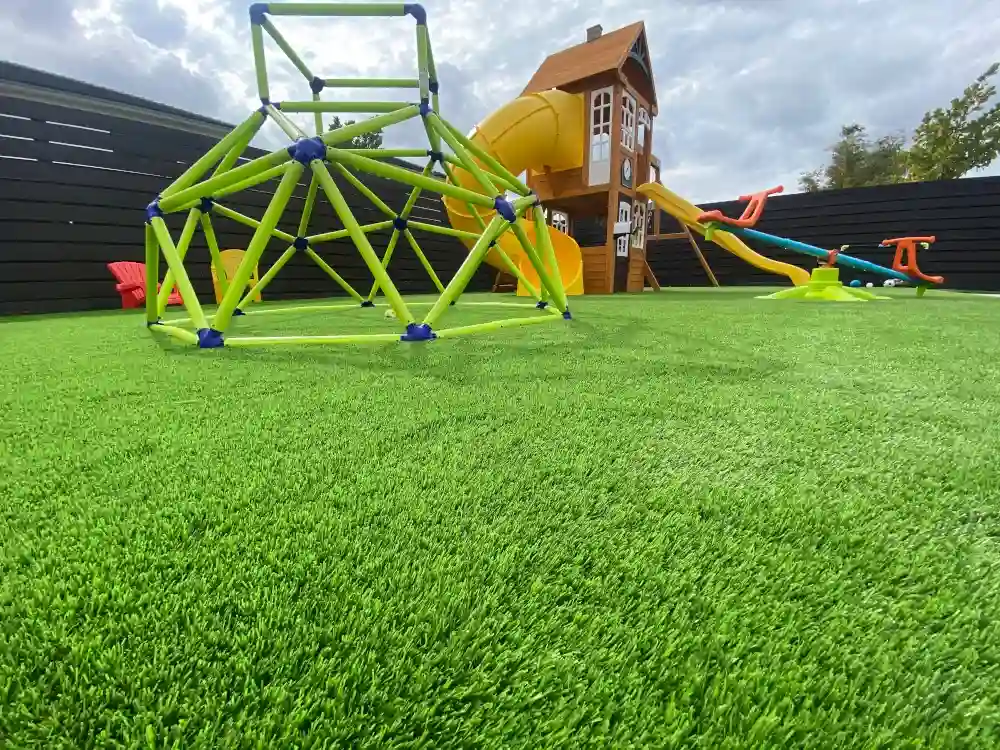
[133,4,945,349]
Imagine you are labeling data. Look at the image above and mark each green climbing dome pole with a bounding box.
[140,2,571,350]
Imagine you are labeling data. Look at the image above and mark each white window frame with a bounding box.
[637,107,649,153]
[620,91,636,152]
[616,200,631,258]
[631,200,646,249]
[588,87,613,185]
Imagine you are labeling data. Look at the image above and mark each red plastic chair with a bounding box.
[107,261,183,309]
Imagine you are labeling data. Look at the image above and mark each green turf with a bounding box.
[2,289,1000,748]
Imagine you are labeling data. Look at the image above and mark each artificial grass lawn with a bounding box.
[2,288,1000,748]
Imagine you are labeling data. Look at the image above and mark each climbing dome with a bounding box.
[144,2,572,349]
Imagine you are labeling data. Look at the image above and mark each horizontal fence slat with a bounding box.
[0,96,227,152]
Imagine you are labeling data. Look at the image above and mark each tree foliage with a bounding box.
[799,124,907,192]
[327,115,384,150]
[907,63,1000,181]
[800,63,1000,191]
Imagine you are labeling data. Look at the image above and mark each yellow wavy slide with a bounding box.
[637,182,809,286]
[442,89,585,296]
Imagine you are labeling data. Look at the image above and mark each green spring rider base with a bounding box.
[757,267,889,301]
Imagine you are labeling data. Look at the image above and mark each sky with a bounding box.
[4,0,1000,203]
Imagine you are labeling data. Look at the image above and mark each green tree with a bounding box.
[799,124,907,191]
[327,115,384,149]
[907,62,1000,181]
[800,63,1000,191]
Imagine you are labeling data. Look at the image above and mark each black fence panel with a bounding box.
[0,63,489,315]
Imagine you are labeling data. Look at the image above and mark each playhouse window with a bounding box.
[550,211,569,234]
[588,87,613,185]
[616,200,631,257]
[620,92,636,151]
[637,107,649,152]
[590,89,612,162]
[631,200,646,249]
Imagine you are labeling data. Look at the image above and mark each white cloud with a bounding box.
[3,0,1000,202]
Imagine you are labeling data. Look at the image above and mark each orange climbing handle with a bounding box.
[822,245,848,267]
[880,236,944,284]
[697,185,784,228]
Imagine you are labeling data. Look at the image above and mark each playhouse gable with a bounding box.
[521,22,650,99]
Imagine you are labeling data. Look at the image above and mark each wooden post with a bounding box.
[643,259,661,290]
[492,270,517,293]
[685,227,720,287]
[648,224,720,288]
[605,188,621,293]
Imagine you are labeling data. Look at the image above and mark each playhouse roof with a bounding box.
[520,22,657,112]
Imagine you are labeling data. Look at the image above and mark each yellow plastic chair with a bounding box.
[212,249,262,304]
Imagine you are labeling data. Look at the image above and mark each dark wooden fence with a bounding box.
[0,62,486,316]
[647,176,1000,290]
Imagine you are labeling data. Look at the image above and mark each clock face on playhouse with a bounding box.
[621,157,633,188]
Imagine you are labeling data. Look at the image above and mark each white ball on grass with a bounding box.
[865,282,874,288]
[384,308,397,319]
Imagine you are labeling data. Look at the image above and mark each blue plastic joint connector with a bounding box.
[146,319,161,327]
[426,149,444,164]
[536,300,548,309]
[419,99,432,117]
[393,216,408,232]
[429,80,439,94]
[249,3,269,25]
[287,137,326,166]
[260,96,271,107]
[400,322,436,342]
[145,199,163,224]
[403,3,427,25]
[293,236,309,251]
[199,197,214,213]
[530,192,542,206]
[562,309,572,320]
[233,308,246,317]
[197,328,225,348]
[309,77,325,95]
[256,104,270,117]
[360,300,375,308]
[493,196,516,223]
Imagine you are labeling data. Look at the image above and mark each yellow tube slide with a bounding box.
[442,89,585,296]
[637,182,809,286]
